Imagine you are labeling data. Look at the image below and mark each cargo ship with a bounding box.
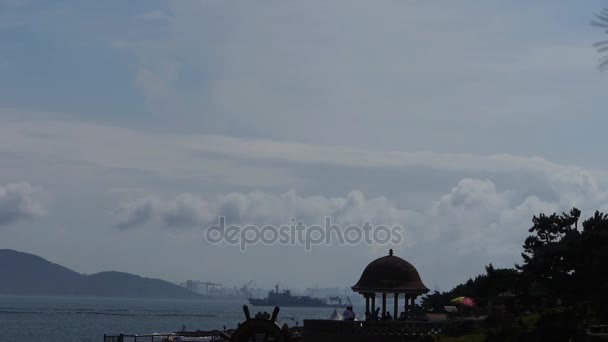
[248,283,350,308]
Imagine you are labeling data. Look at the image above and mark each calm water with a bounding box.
[0,295,365,342]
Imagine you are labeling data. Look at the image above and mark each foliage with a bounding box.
[592,8,608,70]
[517,208,581,307]
[576,211,608,319]
[518,208,608,317]
[517,307,590,342]
[421,207,608,340]
[421,264,519,312]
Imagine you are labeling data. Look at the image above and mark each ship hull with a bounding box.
[249,285,350,308]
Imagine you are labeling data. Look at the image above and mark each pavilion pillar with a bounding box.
[382,292,387,316]
[371,293,376,314]
[393,293,398,319]
[404,294,409,320]
[410,295,416,316]
[365,294,370,313]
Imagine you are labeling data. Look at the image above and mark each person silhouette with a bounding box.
[343,306,356,320]
[371,307,381,320]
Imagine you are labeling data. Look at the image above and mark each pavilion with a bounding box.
[351,249,430,319]
[302,249,446,341]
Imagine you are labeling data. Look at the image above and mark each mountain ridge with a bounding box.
[0,249,201,299]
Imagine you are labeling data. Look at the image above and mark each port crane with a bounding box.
[185,280,222,295]
[240,280,256,297]
[199,281,222,295]
[328,296,353,306]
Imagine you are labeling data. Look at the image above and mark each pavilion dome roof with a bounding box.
[351,249,429,294]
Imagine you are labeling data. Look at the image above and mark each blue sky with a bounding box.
[2,1,608,291]
[0,1,150,121]
[3,0,606,142]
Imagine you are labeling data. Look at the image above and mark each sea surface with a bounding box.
[0,295,365,342]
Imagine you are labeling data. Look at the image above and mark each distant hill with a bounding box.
[0,249,201,299]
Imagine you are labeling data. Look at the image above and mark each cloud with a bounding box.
[6,117,608,258]
[0,182,45,226]
[108,1,603,158]
[2,117,607,288]
[425,179,554,253]
[1,119,604,183]
[162,193,215,228]
[422,171,608,256]
[112,196,161,230]
[113,190,413,230]
[113,171,608,265]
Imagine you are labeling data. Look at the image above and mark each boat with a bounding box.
[248,283,350,308]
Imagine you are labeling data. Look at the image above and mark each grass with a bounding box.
[518,313,540,330]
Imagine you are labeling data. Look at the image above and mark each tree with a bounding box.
[421,264,520,312]
[517,208,581,307]
[576,211,608,319]
[592,8,608,70]
[421,291,451,312]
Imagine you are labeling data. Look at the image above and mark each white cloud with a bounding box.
[112,196,161,230]
[1,118,602,182]
[113,190,412,230]
[112,171,608,264]
[5,117,608,263]
[425,179,552,253]
[3,115,608,287]
[0,182,46,226]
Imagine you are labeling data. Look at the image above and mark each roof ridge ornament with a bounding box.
[389,249,393,256]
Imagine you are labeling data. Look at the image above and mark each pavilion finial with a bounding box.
[389,249,393,256]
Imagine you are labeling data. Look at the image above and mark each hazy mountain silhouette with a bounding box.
[0,249,201,299]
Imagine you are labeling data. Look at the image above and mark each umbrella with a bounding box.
[450,296,466,304]
[461,297,476,307]
[450,297,477,307]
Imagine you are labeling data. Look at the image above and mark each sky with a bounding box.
[1,0,608,292]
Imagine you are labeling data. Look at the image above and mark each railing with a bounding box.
[105,321,451,341]
[587,325,608,341]
[103,332,227,342]
[303,319,450,338]
[103,333,174,342]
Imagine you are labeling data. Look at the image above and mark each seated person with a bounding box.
[343,306,356,321]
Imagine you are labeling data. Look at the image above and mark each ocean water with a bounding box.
[0,295,365,342]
